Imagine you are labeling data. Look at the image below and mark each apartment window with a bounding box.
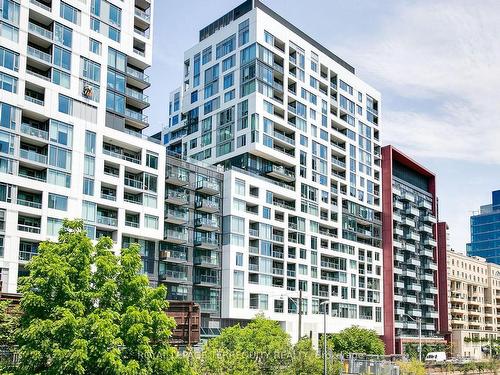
[50,120,73,147]
[81,57,101,83]
[60,2,80,25]
[216,34,236,59]
[224,90,235,103]
[53,23,72,48]
[222,54,235,71]
[0,130,14,155]
[48,169,71,188]
[233,291,244,308]
[85,131,96,155]
[107,70,125,93]
[108,48,126,72]
[0,103,17,130]
[89,38,101,55]
[238,19,249,46]
[0,72,16,93]
[223,72,234,89]
[249,293,268,310]
[143,193,157,209]
[48,194,68,211]
[234,179,245,195]
[191,90,198,103]
[47,218,63,237]
[234,270,244,288]
[49,146,72,171]
[146,152,158,169]
[1,0,20,24]
[106,91,125,113]
[83,155,95,177]
[144,215,158,230]
[0,47,19,72]
[235,252,243,266]
[263,207,270,219]
[236,133,245,146]
[52,69,70,89]
[201,47,212,65]
[83,178,94,195]
[339,80,353,95]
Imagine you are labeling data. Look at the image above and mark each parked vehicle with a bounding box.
[425,352,447,363]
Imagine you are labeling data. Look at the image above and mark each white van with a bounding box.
[425,352,447,363]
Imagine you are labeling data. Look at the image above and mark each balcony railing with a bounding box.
[125,220,139,228]
[127,66,150,83]
[194,256,219,266]
[102,148,141,164]
[101,192,116,201]
[125,108,148,123]
[194,274,219,285]
[134,7,151,21]
[18,223,41,234]
[126,87,149,103]
[19,251,37,261]
[25,95,44,106]
[161,270,187,281]
[28,22,53,39]
[96,215,118,227]
[124,177,143,189]
[20,149,47,164]
[30,0,51,11]
[27,46,51,63]
[17,198,42,209]
[164,229,188,242]
[21,123,48,140]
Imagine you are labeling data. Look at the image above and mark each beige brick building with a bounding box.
[448,251,500,359]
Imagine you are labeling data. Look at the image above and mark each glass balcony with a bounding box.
[20,149,47,164]
[127,66,150,84]
[265,164,295,182]
[134,7,151,22]
[196,180,220,195]
[194,217,219,231]
[194,255,219,267]
[166,168,189,186]
[165,190,189,205]
[21,123,49,140]
[96,215,118,227]
[424,238,437,248]
[124,177,143,190]
[30,0,51,11]
[27,46,51,63]
[164,229,188,244]
[405,206,420,216]
[126,87,149,103]
[195,198,219,213]
[17,197,42,209]
[194,274,219,286]
[28,22,53,39]
[160,270,188,282]
[125,108,148,124]
[102,147,141,164]
[19,251,37,261]
[159,249,187,262]
[193,234,218,249]
[164,208,188,224]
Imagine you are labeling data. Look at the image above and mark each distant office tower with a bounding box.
[381,146,448,354]
[447,250,500,359]
[165,0,384,343]
[467,190,500,264]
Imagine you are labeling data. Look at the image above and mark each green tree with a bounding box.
[194,314,292,374]
[285,337,323,375]
[328,326,384,356]
[16,219,191,375]
[0,299,20,373]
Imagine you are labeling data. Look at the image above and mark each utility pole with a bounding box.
[298,289,302,341]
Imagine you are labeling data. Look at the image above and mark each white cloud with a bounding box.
[335,0,500,162]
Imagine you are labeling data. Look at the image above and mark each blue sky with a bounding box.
[147,0,500,251]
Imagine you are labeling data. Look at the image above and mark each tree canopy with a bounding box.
[15,219,190,375]
[328,326,384,356]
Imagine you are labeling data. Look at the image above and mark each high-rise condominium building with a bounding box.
[448,250,500,359]
[0,0,225,338]
[0,0,156,291]
[468,190,500,264]
[165,0,383,343]
[381,146,448,354]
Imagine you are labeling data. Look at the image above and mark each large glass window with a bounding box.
[106,90,125,113]
[0,102,17,130]
[238,19,249,46]
[216,34,235,59]
[50,120,73,147]
[47,169,71,188]
[48,193,68,211]
[107,70,125,93]
[108,48,126,72]
[60,2,80,25]
[49,146,72,171]
[81,57,101,83]
[58,94,73,115]
[85,131,96,155]
[54,23,72,48]
[52,69,70,89]
[1,0,20,24]
[0,47,18,72]
[0,72,17,93]
[53,46,71,71]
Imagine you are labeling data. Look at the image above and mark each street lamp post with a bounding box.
[404,314,422,361]
[320,301,330,375]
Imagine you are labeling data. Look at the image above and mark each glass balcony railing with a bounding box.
[161,270,187,281]
[124,177,143,189]
[28,22,53,39]
[18,223,41,234]
[194,274,219,285]
[164,229,188,242]
[194,255,219,266]
[19,251,37,261]
[125,108,148,123]
[20,149,47,164]
[17,198,42,209]
[21,123,49,140]
[96,215,118,227]
[27,46,51,63]
[30,0,51,11]
[126,66,150,83]
[134,7,151,21]
[126,87,149,103]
